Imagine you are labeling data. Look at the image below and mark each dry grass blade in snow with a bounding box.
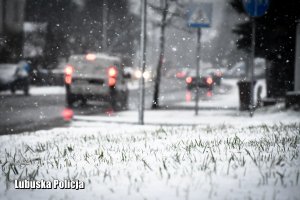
[0,123,300,200]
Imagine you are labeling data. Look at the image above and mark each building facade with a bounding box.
[0,0,26,62]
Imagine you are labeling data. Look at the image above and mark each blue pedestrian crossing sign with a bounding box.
[242,0,269,17]
[187,3,213,28]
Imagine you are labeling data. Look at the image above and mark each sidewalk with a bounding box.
[72,79,300,127]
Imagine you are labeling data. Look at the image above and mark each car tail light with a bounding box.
[176,72,186,78]
[206,76,213,85]
[108,66,118,78]
[186,76,193,84]
[108,77,116,87]
[64,65,74,84]
[216,71,222,77]
[107,66,118,87]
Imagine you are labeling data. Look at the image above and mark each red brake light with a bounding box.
[206,77,213,85]
[108,66,118,87]
[65,65,74,75]
[186,76,193,84]
[108,77,116,87]
[65,76,72,84]
[108,66,118,78]
[65,65,74,84]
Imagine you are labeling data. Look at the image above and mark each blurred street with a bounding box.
[0,93,65,134]
[0,77,229,134]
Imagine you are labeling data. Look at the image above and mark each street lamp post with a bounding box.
[139,0,147,125]
[195,28,201,116]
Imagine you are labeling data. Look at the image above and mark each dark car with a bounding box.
[203,68,224,86]
[185,69,214,90]
[0,63,30,95]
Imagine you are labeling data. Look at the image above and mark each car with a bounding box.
[132,68,152,81]
[223,62,246,78]
[223,59,266,79]
[64,53,129,109]
[203,68,224,86]
[0,63,30,95]
[185,69,214,91]
[175,68,190,79]
[50,59,67,86]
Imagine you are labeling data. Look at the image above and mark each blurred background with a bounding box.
[0,0,299,133]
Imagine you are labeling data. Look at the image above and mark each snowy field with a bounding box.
[0,78,299,200]
[0,122,299,200]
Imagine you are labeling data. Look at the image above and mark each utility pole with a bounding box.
[139,0,147,125]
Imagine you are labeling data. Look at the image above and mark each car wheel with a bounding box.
[24,88,29,96]
[121,92,129,110]
[110,90,123,110]
[111,97,122,110]
[187,85,192,90]
[66,85,75,107]
[23,84,30,96]
[66,93,75,107]
[10,85,16,94]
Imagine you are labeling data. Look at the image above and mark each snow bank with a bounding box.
[29,86,66,95]
[0,123,299,200]
[72,78,298,127]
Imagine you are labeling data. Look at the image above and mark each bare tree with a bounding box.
[150,0,189,109]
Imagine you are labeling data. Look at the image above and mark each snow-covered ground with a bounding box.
[0,86,66,96]
[175,78,267,109]
[0,79,299,200]
[0,123,299,200]
[73,78,298,127]
[30,86,66,95]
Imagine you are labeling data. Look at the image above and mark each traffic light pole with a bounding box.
[139,0,147,125]
[195,28,201,116]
